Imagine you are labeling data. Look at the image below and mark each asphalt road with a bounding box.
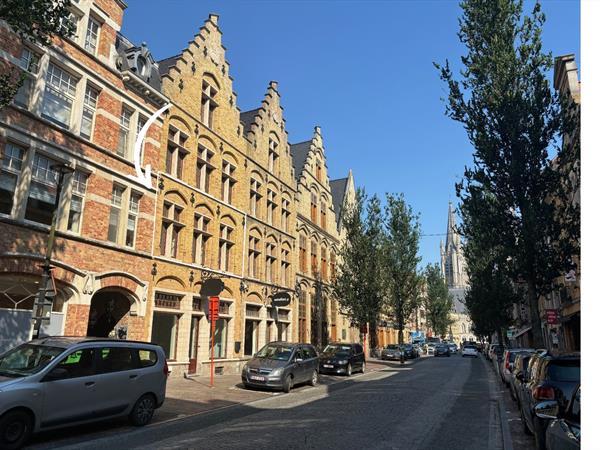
[31,354,511,450]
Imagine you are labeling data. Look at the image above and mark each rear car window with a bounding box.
[138,349,158,367]
[547,361,580,382]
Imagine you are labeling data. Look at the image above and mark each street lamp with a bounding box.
[30,163,74,340]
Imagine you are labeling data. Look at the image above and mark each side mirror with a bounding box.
[535,400,559,420]
[42,367,69,382]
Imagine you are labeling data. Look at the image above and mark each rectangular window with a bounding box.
[125,192,141,247]
[160,202,184,258]
[311,241,317,275]
[281,198,290,233]
[108,185,124,242]
[321,246,327,280]
[266,243,276,283]
[330,252,336,280]
[80,84,99,139]
[310,193,317,223]
[268,138,278,173]
[42,63,78,127]
[166,127,188,179]
[266,189,276,226]
[321,202,327,229]
[151,313,178,360]
[14,48,40,108]
[249,178,261,217]
[196,145,214,193]
[299,236,307,273]
[210,318,228,358]
[0,143,25,215]
[248,236,260,278]
[84,17,100,54]
[117,106,132,157]
[219,224,233,271]
[25,153,59,225]
[316,162,322,182]
[201,81,218,128]
[281,249,290,286]
[67,170,87,233]
[193,214,210,265]
[221,161,236,204]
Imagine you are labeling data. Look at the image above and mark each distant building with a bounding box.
[440,203,473,342]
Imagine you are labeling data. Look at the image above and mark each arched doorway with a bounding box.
[86,290,131,338]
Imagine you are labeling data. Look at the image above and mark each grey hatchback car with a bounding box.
[242,342,319,393]
[0,337,168,450]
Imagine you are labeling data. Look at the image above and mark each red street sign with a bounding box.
[360,324,368,334]
[546,309,559,324]
[209,296,220,322]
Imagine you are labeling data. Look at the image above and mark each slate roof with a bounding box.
[115,33,162,91]
[157,55,179,77]
[239,109,260,133]
[290,140,312,181]
[330,177,349,223]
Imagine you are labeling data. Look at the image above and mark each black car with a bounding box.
[434,344,451,357]
[402,344,419,359]
[538,385,580,450]
[319,343,365,376]
[519,353,580,450]
[381,344,402,361]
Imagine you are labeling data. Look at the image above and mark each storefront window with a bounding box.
[151,313,178,360]
[210,318,227,358]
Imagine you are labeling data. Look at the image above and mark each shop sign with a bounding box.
[546,309,559,325]
[271,291,291,307]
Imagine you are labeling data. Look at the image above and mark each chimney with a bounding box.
[314,125,321,135]
[208,13,219,25]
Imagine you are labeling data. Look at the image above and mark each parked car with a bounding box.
[381,344,402,361]
[510,352,534,403]
[535,385,580,450]
[242,342,318,393]
[318,343,365,376]
[0,337,168,450]
[402,344,419,359]
[434,344,451,357]
[519,353,580,450]
[462,345,478,357]
[448,343,458,354]
[426,343,438,355]
[501,348,535,385]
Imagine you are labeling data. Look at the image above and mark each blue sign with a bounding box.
[410,331,425,343]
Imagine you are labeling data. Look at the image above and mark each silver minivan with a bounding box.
[0,337,168,449]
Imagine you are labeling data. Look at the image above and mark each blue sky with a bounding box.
[121,0,580,268]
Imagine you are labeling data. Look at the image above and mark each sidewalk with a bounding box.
[156,355,428,423]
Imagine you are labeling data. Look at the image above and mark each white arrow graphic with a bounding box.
[132,103,172,189]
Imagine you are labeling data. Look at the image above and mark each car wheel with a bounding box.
[129,394,156,426]
[360,362,366,373]
[283,375,293,393]
[346,364,352,376]
[309,370,318,387]
[0,410,33,450]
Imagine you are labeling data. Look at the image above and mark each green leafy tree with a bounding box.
[382,193,421,344]
[333,189,385,350]
[436,0,579,347]
[424,264,453,337]
[0,0,75,108]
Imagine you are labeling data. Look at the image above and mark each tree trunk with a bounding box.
[369,318,378,349]
[527,277,544,348]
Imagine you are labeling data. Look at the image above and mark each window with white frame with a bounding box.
[80,84,99,139]
[108,184,124,243]
[201,80,218,128]
[193,214,211,265]
[84,16,100,54]
[166,126,188,179]
[125,192,141,247]
[14,47,40,108]
[196,145,214,193]
[218,224,233,272]
[281,197,290,233]
[268,138,278,173]
[41,63,78,128]
[160,202,184,258]
[25,153,60,225]
[266,242,276,283]
[117,106,133,158]
[67,170,88,233]
[249,177,262,217]
[221,160,236,204]
[248,235,260,278]
[266,189,276,225]
[0,143,25,216]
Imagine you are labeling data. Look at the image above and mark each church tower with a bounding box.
[440,202,468,289]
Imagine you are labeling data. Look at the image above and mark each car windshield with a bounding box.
[464,345,476,350]
[255,344,294,361]
[547,361,580,382]
[386,345,399,350]
[323,344,352,355]
[0,343,65,377]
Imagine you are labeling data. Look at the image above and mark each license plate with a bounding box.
[323,364,334,368]
[250,375,265,381]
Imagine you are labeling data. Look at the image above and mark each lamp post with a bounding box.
[30,163,74,340]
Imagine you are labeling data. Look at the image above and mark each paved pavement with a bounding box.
[25,354,534,450]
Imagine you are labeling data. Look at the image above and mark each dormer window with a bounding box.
[201,80,218,128]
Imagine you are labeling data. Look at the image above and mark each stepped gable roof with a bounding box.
[330,177,349,223]
[290,140,312,182]
[157,55,179,77]
[239,108,261,134]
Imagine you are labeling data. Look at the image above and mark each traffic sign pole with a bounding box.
[209,296,220,387]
